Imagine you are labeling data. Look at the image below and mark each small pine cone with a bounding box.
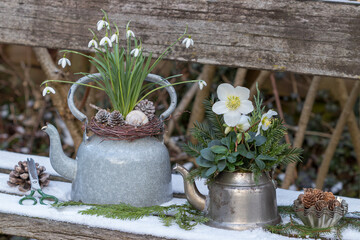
[297,194,304,203]
[324,192,335,202]
[135,99,155,119]
[304,188,314,195]
[95,109,110,124]
[315,200,327,211]
[107,110,125,127]
[303,193,317,209]
[7,161,50,192]
[328,199,341,211]
[315,191,325,201]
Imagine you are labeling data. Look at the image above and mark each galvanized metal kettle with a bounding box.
[42,73,176,206]
[174,164,281,230]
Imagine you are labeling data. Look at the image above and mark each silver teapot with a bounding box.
[174,164,281,230]
[42,73,175,206]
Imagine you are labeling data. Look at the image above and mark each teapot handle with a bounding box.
[67,73,177,126]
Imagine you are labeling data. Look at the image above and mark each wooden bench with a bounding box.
[1,0,360,239]
[1,150,359,240]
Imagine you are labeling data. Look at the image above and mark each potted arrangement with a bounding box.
[175,83,302,230]
[40,10,202,206]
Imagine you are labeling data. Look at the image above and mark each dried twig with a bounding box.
[316,81,360,189]
[335,79,360,169]
[285,125,332,139]
[186,65,217,138]
[270,73,291,144]
[33,47,83,152]
[249,70,271,99]
[233,68,247,86]
[282,76,321,189]
[165,83,198,138]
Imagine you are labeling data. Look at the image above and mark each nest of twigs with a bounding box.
[87,116,164,141]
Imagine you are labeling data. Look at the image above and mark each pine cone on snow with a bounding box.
[95,109,110,124]
[7,161,50,192]
[135,99,155,120]
[107,110,125,127]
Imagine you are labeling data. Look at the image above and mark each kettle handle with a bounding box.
[67,73,177,125]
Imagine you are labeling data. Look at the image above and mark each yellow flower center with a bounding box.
[226,96,241,110]
[262,117,271,127]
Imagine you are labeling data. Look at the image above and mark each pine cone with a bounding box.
[315,200,327,211]
[324,192,335,202]
[314,191,325,201]
[107,110,125,127]
[304,188,315,195]
[7,161,50,192]
[328,199,341,211]
[135,99,155,119]
[95,109,110,124]
[303,193,317,209]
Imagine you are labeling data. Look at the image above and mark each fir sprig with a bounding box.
[53,201,208,230]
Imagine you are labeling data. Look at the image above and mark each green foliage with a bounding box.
[183,91,302,181]
[53,201,208,230]
[266,206,360,239]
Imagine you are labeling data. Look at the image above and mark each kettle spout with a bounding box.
[173,164,206,211]
[42,123,77,181]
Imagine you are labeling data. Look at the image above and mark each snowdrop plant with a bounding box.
[41,10,202,117]
[183,85,302,181]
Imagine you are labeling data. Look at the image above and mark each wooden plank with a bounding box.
[0,213,172,240]
[0,0,360,78]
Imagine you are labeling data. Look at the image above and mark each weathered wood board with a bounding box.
[0,0,359,78]
[0,213,171,240]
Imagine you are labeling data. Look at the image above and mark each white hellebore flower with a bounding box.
[126,29,135,39]
[212,83,254,127]
[198,80,207,90]
[182,37,194,49]
[236,115,251,132]
[256,110,278,136]
[110,33,119,43]
[97,20,109,31]
[88,39,98,48]
[99,36,112,47]
[42,86,55,96]
[58,57,71,68]
[130,48,140,57]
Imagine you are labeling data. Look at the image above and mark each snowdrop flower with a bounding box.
[88,39,98,48]
[212,83,254,127]
[182,36,194,48]
[110,33,119,43]
[99,36,112,47]
[58,55,71,68]
[236,115,251,132]
[126,29,135,39]
[97,20,109,31]
[256,110,278,136]
[130,47,141,57]
[42,86,55,96]
[198,80,207,90]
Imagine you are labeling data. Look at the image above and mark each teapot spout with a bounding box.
[173,164,206,211]
[42,123,77,181]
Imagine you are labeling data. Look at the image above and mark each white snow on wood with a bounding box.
[0,150,60,176]
[1,150,360,239]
